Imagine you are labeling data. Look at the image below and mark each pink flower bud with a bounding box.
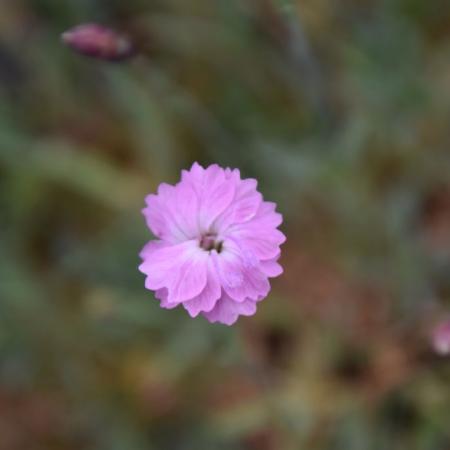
[61,24,134,61]
[431,319,450,356]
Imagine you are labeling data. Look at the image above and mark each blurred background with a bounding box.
[1,0,450,449]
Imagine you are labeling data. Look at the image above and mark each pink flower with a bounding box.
[139,163,286,325]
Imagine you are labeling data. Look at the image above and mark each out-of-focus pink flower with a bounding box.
[61,24,134,61]
[139,163,286,325]
[431,319,450,356]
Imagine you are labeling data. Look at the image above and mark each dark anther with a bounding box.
[199,234,223,253]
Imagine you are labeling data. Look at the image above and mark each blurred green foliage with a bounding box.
[1,0,450,449]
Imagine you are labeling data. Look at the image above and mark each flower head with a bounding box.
[139,163,285,325]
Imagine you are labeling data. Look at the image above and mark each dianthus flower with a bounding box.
[139,163,285,325]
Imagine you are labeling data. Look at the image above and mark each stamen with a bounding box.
[199,233,223,253]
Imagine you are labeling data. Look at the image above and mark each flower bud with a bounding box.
[61,24,134,61]
[431,319,450,356]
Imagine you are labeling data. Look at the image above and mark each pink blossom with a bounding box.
[139,163,285,325]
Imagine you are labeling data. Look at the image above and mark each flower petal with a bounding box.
[143,182,200,242]
[229,202,285,260]
[181,162,205,190]
[182,163,236,232]
[202,293,257,325]
[214,175,262,231]
[212,242,270,302]
[155,288,179,309]
[183,258,221,317]
[139,240,171,259]
[259,255,283,277]
[142,193,178,242]
[139,240,208,304]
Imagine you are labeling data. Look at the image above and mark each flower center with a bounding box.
[199,233,223,253]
